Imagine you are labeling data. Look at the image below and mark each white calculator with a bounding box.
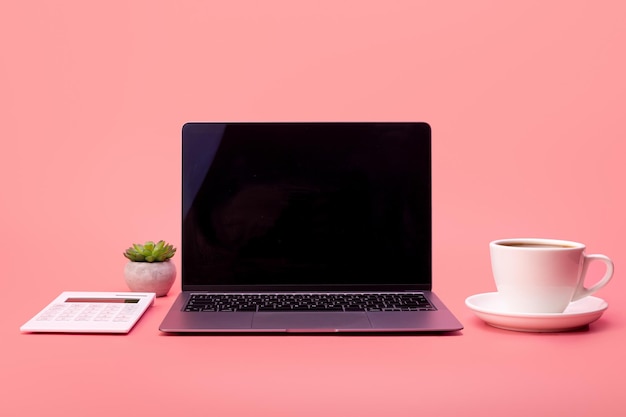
[20,291,156,334]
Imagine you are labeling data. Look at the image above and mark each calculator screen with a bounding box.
[64,298,140,303]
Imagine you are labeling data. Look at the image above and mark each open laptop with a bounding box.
[159,122,463,333]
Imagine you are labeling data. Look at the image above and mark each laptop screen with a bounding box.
[182,122,432,291]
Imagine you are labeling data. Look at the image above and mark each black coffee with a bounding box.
[500,243,575,249]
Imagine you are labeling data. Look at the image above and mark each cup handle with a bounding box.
[571,254,614,302]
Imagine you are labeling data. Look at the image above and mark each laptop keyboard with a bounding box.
[184,293,436,312]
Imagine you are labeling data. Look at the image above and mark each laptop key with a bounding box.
[236,305,257,311]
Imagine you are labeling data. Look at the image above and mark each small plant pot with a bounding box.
[124,261,176,297]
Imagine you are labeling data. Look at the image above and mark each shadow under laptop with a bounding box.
[158,330,464,337]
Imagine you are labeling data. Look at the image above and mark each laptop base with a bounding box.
[159,291,463,333]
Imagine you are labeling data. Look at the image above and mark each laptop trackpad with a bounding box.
[252,312,371,331]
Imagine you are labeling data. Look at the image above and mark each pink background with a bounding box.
[2,1,625,416]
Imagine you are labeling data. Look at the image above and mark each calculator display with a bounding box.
[65,298,140,303]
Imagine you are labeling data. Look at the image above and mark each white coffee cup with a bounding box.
[490,238,614,313]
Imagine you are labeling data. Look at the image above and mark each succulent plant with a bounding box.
[123,240,176,263]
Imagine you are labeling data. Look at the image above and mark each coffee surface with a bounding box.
[499,243,575,249]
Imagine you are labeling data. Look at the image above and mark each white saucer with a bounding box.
[465,292,608,332]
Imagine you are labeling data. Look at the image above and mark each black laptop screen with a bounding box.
[182,122,432,291]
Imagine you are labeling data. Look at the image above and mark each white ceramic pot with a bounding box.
[124,261,176,297]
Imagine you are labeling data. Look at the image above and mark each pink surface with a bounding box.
[2,1,625,416]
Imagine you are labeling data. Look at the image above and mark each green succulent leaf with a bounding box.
[124,240,176,262]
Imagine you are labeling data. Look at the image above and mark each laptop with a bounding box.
[159,122,463,333]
